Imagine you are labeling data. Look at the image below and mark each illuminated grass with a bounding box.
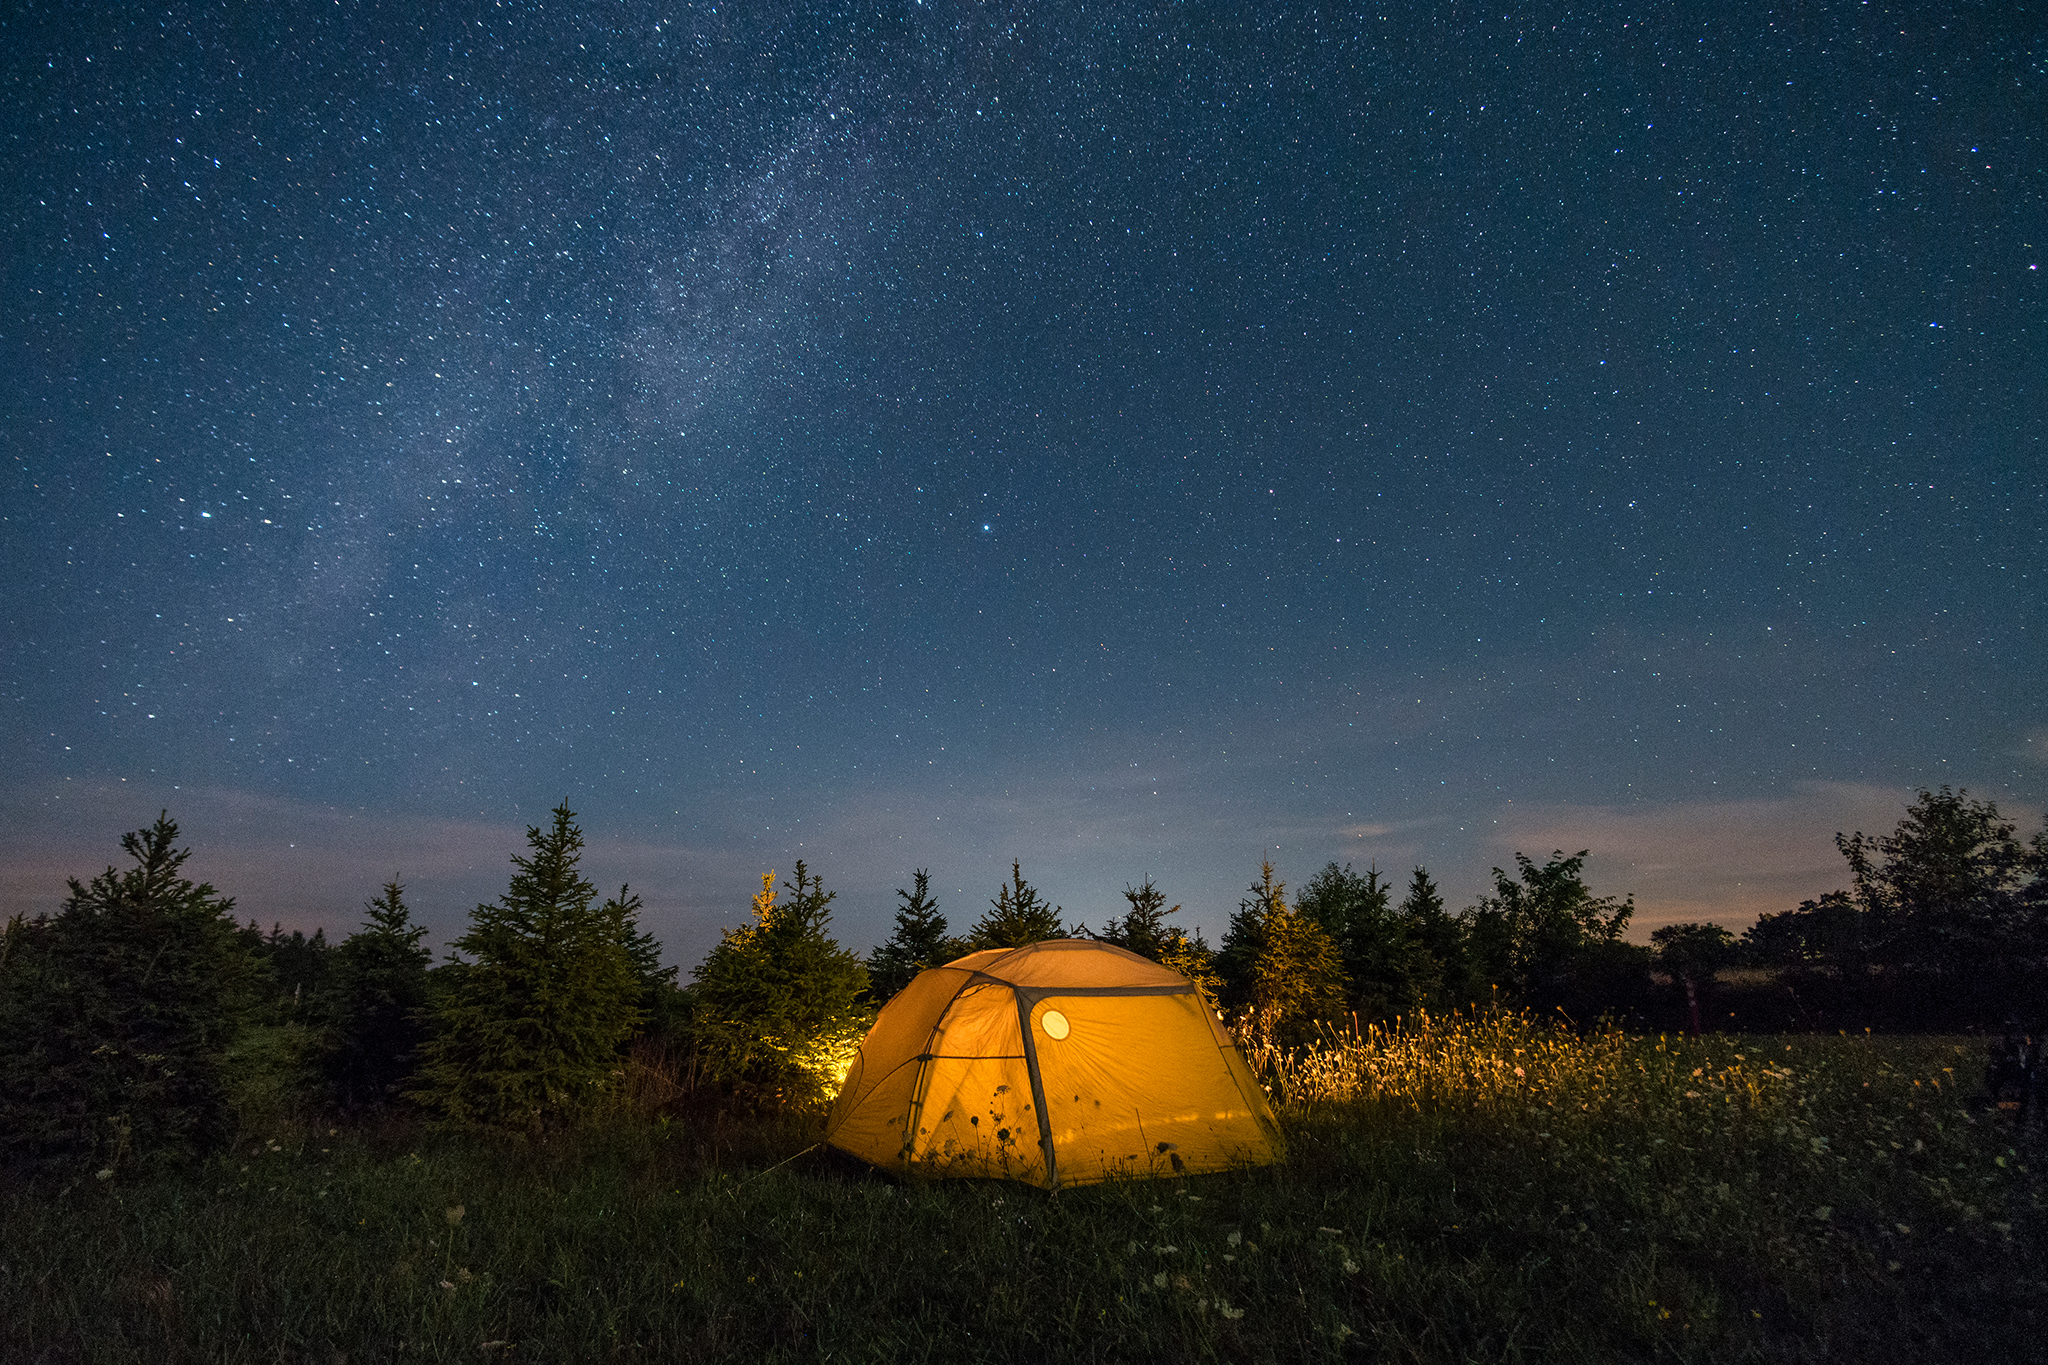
[3,1019,2043,1362]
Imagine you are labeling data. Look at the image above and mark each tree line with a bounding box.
[3,786,2043,1176]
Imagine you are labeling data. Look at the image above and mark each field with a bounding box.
[4,1016,2044,1363]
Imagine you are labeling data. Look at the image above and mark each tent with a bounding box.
[824,939,1284,1188]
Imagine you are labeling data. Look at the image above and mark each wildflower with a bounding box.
[95,1168,114,1181]
[1343,1258,1360,1274]
[447,1205,466,1226]
[1226,1230,1242,1247]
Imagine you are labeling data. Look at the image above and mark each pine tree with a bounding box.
[1091,878,1221,1000]
[1397,866,1465,1005]
[866,869,960,1003]
[0,813,266,1173]
[410,805,643,1135]
[691,863,871,1105]
[1296,861,1439,1022]
[604,884,684,1038]
[323,880,432,1110]
[1215,861,1347,1048]
[968,860,1068,949]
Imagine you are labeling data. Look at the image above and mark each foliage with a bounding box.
[966,860,1069,950]
[1397,865,1470,1004]
[1463,849,1649,1018]
[323,881,433,1110]
[1840,786,2044,978]
[0,813,267,1174]
[1215,861,1347,1048]
[410,806,644,1135]
[605,884,688,1040]
[865,869,961,1003]
[1295,861,1440,1021]
[252,923,332,1024]
[690,863,871,1106]
[1652,921,1736,1035]
[1738,789,2048,1027]
[1091,878,1221,1000]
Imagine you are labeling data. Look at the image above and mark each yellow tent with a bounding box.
[825,939,1284,1188]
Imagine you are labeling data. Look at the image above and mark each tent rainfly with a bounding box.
[824,939,1284,1188]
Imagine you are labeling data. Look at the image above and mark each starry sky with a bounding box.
[3,1,2042,969]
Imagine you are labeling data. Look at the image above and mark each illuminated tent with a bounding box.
[824,939,1284,1188]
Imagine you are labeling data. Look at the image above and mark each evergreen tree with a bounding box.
[258,923,332,1022]
[1398,866,1467,1005]
[968,860,1068,949]
[866,869,960,1003]
[604,884,685,1039]
[0,813,266,1173]
[323,880,432,1110]
[1093,878,1177,959]
[1092,878,1222,1000]
[1296,861,1437,1022]
[691,863,871,1105]
[410,805,643,1135]
[1214,861,1347,1047]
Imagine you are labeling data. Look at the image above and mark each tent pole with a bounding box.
[1015,988,1059,1190]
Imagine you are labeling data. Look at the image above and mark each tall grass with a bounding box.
[4,1011,2043,1363]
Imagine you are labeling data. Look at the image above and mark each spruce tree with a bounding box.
[0,813,266,1173]
[1397,865,1465,1005]
[1092,878,1221,1000]
[410,805,643,1134]
[1297,861,1437,1022]
[866,869,959,1003]
[968,860,1068,949]
[323,880,432,1110]
[604,884,684,1038]
[691,863,871,1105]
[1215,861,1347,1048]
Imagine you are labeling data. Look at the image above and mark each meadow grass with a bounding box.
[4,1018,2043,1363]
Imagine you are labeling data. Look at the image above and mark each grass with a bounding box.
[4,1016,2044,1363]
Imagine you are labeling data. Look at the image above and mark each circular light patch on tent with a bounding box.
[1040,1009,1071,1040]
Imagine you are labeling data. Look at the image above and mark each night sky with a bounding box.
[4,1,2042,969]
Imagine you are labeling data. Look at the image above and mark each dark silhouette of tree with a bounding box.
[1463,850,1647,1019]
[968,861,1068,950]
[866,869,961,1003]
[604,884,685,1039]
[1839,786,2038,979]
[410,805,643,1135]
[1741,891,1864,973]
[1091,877,1220,1000]
[0,813,266,1173]
[1215,861,1347,1048]
[1651,922,1735,1035]
[691,863,870,1105]
[257,922,332,1022]
[323,880,432,1110]
[1398,866,1467,1006]
[1296,861,1438,1021]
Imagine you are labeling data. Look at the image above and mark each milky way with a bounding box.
[3,1,2041,964]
